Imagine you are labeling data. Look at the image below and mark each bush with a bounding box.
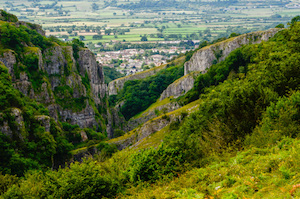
[245,91,300,147]
[128,146,185,183]
[3,160,124,198]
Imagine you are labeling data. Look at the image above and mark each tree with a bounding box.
[141,35,148,41]
[93,35,103,40]
[275,24,284,28]
[91,3,99,11]
[79,35,85,41]
[291,15,300,26]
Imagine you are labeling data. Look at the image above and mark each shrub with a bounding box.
[128,146,185,183]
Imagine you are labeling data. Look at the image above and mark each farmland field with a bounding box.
[1,0,299,45]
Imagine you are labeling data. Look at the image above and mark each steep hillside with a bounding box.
[0,10,109,175]
[107,29,280,137]
[0,11,107,131]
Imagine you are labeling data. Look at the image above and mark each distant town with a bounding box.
[94,41,198,76]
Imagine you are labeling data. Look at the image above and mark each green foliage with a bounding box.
[62,122,82,143]
[0,173,19,195]
[81,71,90,90]
[290,15,300,26]
[85,128,106,141]
[54,86,87,112]
[112,64,184,120]
[118,137,300,198]
[0,23,30,53]
[275,23,284,28]
[2,160,124,198]
[0,22,52,53]
[103,66,125,84]
[245,91,300,147]
[0,62,72,176]
[96,142,118,158]
[71,39,84,60]
[128,145,185,183]
[180,46,254,104]
[0,63,24,110]
[0,10,18,22]
[113,129,125,138]
[22,53,45,91]
[166,22,300,167]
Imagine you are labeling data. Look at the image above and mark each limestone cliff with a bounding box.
[159,72,199,101]
[157,29,281,101]
[184,29,280,75]
[0,22,107,131]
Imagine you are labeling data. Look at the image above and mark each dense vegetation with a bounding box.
[1,11,300,198]
[110,61,184,120]
[0,13,108,179]
[103,66,125,84]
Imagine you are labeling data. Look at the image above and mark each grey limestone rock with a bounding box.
[0,50,17,79]
[184,29,281,75]
[35,115,51,132]
[160,72,199,101]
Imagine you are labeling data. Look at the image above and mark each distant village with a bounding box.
[96,47,189,76]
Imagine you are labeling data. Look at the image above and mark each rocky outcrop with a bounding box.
[58,104,99,128]
[106,105,127,138]
[0,40,107,130]
[126,100,181,132]
[35,115,51,132]
[184,29,281,75]
[109,100,200,150]
[0,108,27,140]
[160,72,199,100]
[78,49,107,103]
[108,64,167,95]
[0,50,17,79]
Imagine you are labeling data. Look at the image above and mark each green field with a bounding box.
[1,0,298,43]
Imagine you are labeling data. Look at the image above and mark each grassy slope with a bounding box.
[108,99,201,146]
[119,137,300,199]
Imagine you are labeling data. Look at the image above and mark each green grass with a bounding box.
[108,98,201,145]
[118,137,300,198]
[132,97,173,119]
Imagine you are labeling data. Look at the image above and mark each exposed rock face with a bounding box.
[156,29,281,101]
[0,42,107,130]
[80,131,88,142]
[44,46,69,76]
[0,50,17,79]
[35,115,51,132]
[184,29,281,75]
[126,101,181,132]
[0,108,27,140]
[108,64,167,95]
[13,72,35,99]
[106,105,127,138]
[160,72,199,100]
[110,101,200,150]
[78,49,107,103]
[59,104,99,128]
